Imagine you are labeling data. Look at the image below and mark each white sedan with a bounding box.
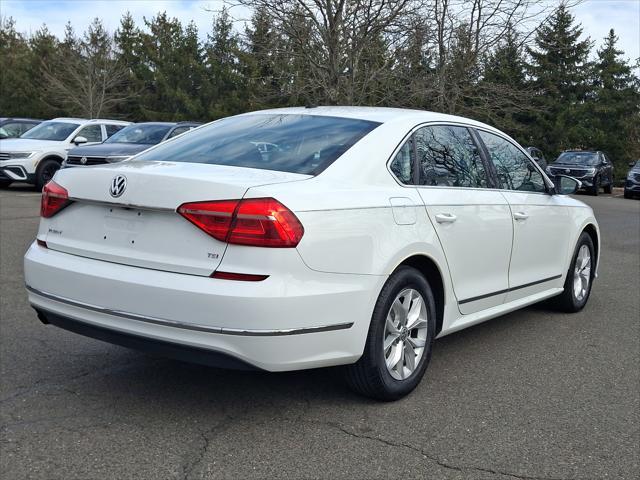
[24,107,599,400]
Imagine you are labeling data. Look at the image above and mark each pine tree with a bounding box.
[589,29,640,168]
[527,5,592,156]
[0,18,40,117]
[204,7,245,118]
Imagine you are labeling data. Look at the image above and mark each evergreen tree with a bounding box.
[0,18,39,116]
[114,12,145,119]
[527,5,592,155]
[204,7,246,118]
[589,29,640,167]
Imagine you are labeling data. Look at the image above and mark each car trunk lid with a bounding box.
[44,161,310,276]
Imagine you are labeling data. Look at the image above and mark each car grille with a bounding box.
[0,153,10,161]
[66,155,107,166]
[633,173,640,182]
[549,167,591,178]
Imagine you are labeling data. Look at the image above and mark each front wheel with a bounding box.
[588,176,600,196]
[345,266,436,401]
[551,232,595,312]
[35,159,61,190]
[604,182,613,194]
[0,179,11,188]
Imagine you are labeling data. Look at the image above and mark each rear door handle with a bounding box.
[435,213,457,224]
[513,212,529,221]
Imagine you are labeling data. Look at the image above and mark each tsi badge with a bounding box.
[109,175,127,198]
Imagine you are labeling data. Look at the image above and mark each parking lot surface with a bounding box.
[1,185,639,480]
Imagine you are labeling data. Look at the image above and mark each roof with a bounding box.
[0,117,42,122]
[242,106,499,131]
[49,117,130,125]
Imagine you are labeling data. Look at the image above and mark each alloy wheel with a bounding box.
[383,288,428,380]
[573,245,591,301]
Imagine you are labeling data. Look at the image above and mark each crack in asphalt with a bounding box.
[180,416,235,480]
[314,421,575,480]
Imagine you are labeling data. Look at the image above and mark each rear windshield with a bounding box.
[133,114,380,175]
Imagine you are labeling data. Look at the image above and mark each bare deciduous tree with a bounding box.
[42,19,131,118]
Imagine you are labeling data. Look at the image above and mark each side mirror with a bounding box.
[630,162,635,167]
[73,135,88,145]
[553,175,581,195]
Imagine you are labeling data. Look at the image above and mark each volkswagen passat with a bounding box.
[24,107,599,400]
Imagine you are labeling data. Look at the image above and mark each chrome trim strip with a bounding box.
[67,197,175,212]
[458,274,562,305]
[26,285,353,336]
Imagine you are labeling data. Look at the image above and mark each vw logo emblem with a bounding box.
[109,175,127,198]
[565,169,571,174]
[80,156,88,165]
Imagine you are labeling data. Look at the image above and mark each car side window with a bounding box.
[477,130,546,193]
[105,124,125,137]
[415,125,488,188]
[389,136,415,184]
[76,125,103,142]
[166,126,190,139]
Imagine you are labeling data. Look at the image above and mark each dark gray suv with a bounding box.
[547,150,614,196]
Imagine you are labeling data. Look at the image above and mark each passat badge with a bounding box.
[109,175,127,198]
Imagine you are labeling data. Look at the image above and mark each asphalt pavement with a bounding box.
[1,184,639,480]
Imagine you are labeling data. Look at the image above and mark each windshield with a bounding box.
[134,114,380,175]
[21,121,80,141]
[555,152,600,166]
[105,124,173,145]
[633,161,640,169]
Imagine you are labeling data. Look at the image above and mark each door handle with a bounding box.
[435,213,457,224]
[513,212,529,221]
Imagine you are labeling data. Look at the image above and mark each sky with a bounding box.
[1,0,639,63]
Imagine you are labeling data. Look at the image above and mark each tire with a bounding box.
[588,176,600,196]
[0,179,11,188]
[550,232,595,313]
[345,266,436,401]
[604,182,613,194]
[35,158,61,190]
[624,190,631,199]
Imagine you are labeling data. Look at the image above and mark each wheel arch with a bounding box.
[582,223,600,273]
[37,154,65,166]
[395,254,446,335]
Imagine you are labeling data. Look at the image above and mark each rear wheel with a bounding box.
[623,189,631,199]
[551,232,595,312]
[604,182,613,194]
[345,266,436,401]
[35,159,61,190]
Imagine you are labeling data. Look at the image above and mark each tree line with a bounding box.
[0,1,638,171]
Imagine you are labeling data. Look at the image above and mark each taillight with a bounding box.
[41,181,70,218]
[178,197,304,247]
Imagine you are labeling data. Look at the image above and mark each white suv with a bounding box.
[0,118,130,189]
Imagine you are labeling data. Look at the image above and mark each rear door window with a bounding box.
[415,125,488,188]
[134,114,380,175]
[76,125,103,143]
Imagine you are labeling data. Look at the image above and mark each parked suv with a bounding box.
[64,122,201,167]
[0,118,129,189]
[547,150,614,196]
[0,118,42,139]
[624,160,640,199]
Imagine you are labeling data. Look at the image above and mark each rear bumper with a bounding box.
[34,308,259,370]
[24,242,385,371]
